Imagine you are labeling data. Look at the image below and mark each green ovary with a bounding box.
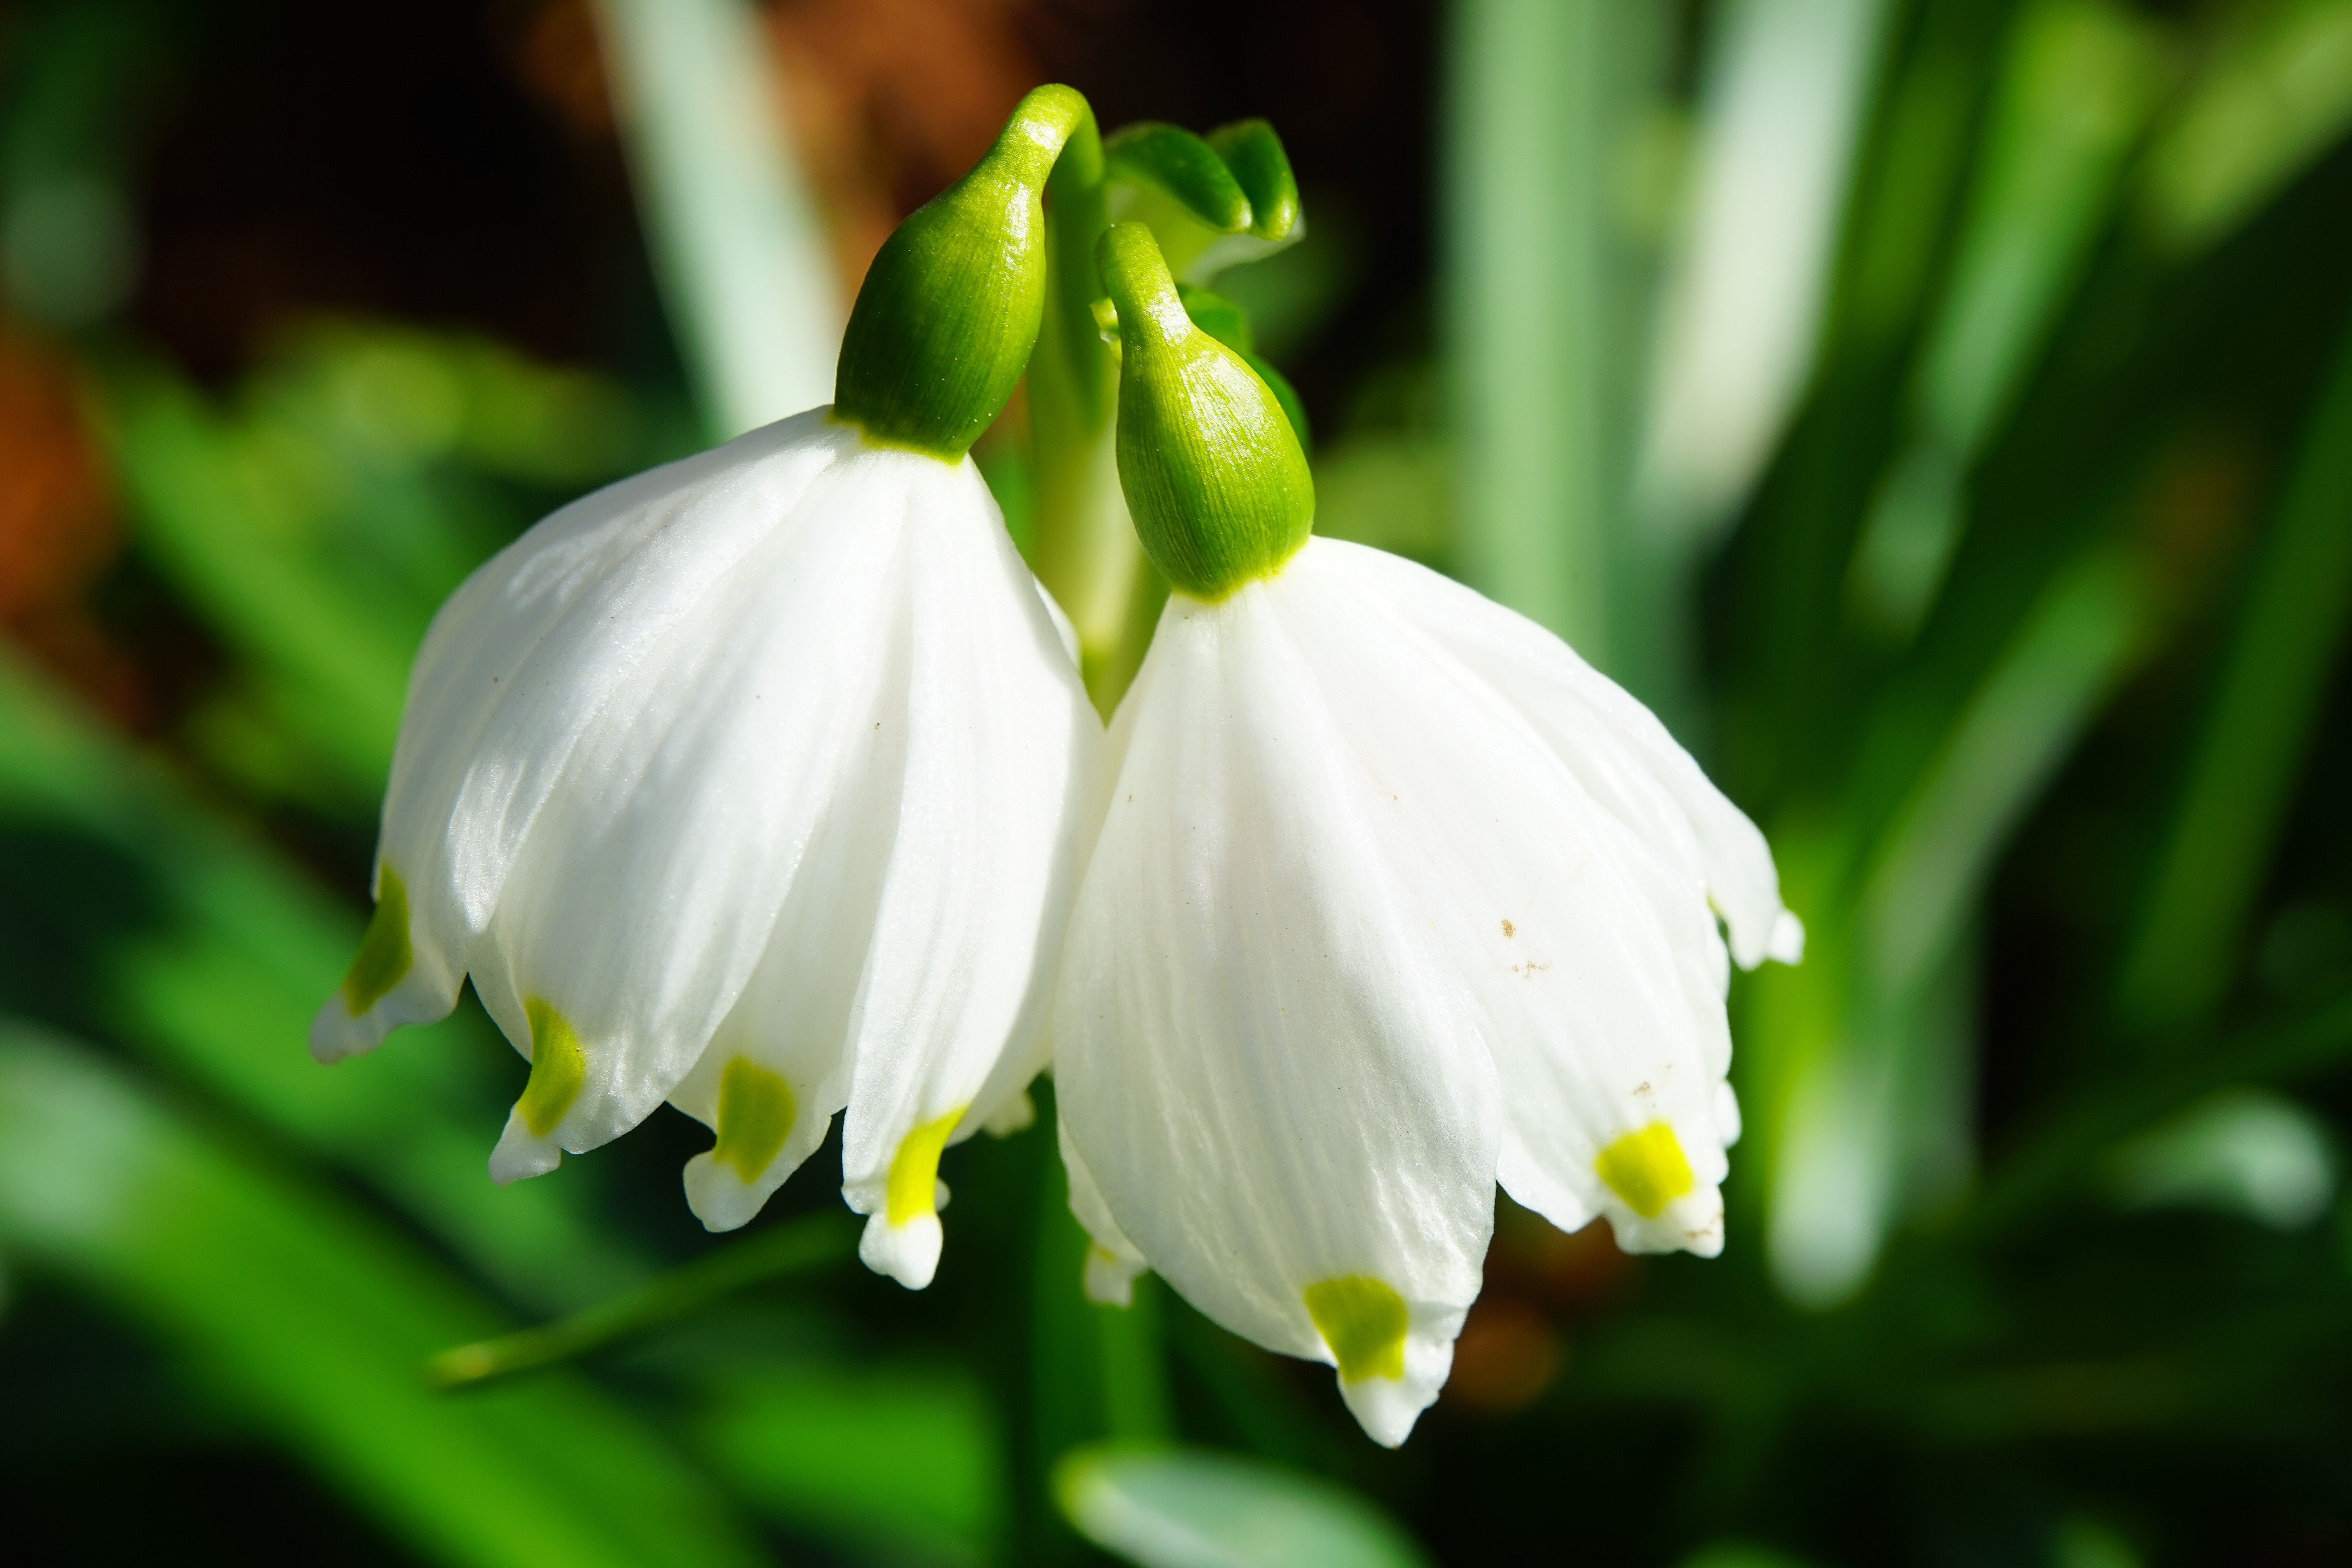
[885,1108,965,1225]
[712,1057,796,1181]
[1303,1274,1409,1383]
[1595,1122,1695,1218]
[338,865,414,1015]
[518,998,587,1136]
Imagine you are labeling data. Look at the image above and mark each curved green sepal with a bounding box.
[1099,223,1313,601]
[1104,122,1254,234]
[1205,119,1301,241]
[833,83,1100,459]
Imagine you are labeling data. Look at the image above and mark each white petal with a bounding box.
[1313,537,1797,971]
[833,455,1101,1288]
[1059,1114,1148,1307]
[1055,582,1501,1448]
[466,424,919,1173]
[350,411,848,1072]
[332,409,1097,1228]
[1273,543,1733,1257]
[666,688,907,1229]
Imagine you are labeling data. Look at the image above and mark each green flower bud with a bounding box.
[833,83,1100,459]
[1097,222,1314,600]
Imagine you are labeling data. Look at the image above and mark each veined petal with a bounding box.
[666,666,911,1229]
[1312,538,1799,971]
[337,412,851,1073]
[471,434,919,1179]
[837,457,1100,1289]
[1277,541,1738,1255]
[1056,583,1501,1447]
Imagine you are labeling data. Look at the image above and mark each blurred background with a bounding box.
[3,0,2351,1563]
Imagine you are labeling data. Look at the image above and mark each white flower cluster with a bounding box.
[312,93,1800,1448]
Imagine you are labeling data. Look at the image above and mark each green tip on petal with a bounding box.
[1303,1274,1409,1384]
[833,83,1100,459]
[338,863,413,1015]
[1097,222,1313,600]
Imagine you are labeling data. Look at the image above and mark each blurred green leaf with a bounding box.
[1848,0,2166,640]
[2116,319,2352,1035]
[2142,0,2352,253]
[0,652,648,1312]
[0,1018,763,1568]
[1053,1443,1427,1568]
[1762,547,2153,1302]
[2107,1087,2336,1228]
[1448,0,1669,698]
[97,325,661,805]
[697,1359,1007,1565]
[590,0,840,435]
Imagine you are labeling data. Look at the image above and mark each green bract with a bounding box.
[833,83,1101,459]
[1098,223,1314,601]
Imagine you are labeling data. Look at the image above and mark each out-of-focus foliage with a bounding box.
[4,0,2352,1564]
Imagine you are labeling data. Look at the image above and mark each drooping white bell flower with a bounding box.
[1054,225,1803,1445]
[310,85,1108,1290]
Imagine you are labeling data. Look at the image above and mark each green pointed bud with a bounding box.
[834,83,1100,459]
[1097,223,1314,601]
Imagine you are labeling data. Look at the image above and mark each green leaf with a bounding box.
[1846,0,2167,641]
[0,1020,764,1568]
[2116,319,2352,1035]
[696,1360,1007,1565]
[591,0,841,436]
[2140,0,2352,254]
[0,652,649,1313]
[1053,1443,1428,1568]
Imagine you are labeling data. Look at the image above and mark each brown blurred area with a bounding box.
[0,323,137,720]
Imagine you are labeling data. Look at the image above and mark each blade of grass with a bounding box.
[1445,0,1661,675]
[1638,0,1893,546]
[0,1020,764,1568]
[1762,546,2152,1303]
[2115,315,2352,1036]
[0,652,649,1312]
[590,0,839,436]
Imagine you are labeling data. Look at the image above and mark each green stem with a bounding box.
[1029,125,1147,714]
[425,1213,854,1388]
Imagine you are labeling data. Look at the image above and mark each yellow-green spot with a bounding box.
[885,1107,965,1226]
[338,864,414,1015]
[518,998,587,1137]
[1303,1274,1408,1384]
[1595,1122,1695,1218]
[712,1057,795,1181]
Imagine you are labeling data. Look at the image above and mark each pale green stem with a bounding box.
[1029,149,1157,713]
[591,0,839,439]
[425,1214,853,1388]
[1446,0,1650,672]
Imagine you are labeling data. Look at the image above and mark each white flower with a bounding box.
[311,408,1099,1288]
[1054,536,1800,1444]
[1054,219,1799,1448]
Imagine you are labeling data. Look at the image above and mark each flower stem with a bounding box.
[424,1213,855,1389]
